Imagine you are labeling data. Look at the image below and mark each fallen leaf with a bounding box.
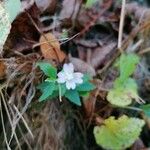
[69,55,96,77]
[59,0,80,20]
[91,42,116,68]
[35,0,54,12]
[0,61,6,79]
[126,2,150,22]
[40,33,66,64]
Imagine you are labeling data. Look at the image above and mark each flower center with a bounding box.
[66,72,74,80]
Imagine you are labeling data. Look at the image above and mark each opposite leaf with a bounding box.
[37,82,55,101]
[37,62,57,79]
[65,90,81,106]
[94,115,145,150]
[76,82,95,92]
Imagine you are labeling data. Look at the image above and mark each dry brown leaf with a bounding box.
[59,0,80,20]
[35,0,55,12]
[90,42,116,68]
[69,56,96,77]
[126,2,150,22]
[40,33,66,63]
[0,61,6,79]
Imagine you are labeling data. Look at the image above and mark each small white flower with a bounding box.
[57,63,83,90]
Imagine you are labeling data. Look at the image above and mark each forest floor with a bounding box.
[1,0,150,149]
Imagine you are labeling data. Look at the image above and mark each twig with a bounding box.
[138,47,150,55]
[118,0,126,52]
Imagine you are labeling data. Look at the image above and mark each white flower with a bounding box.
[57,63,83,90]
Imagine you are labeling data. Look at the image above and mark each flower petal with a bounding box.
[74,72,83,78]
[74,72,83,84]
[63,63,74,74]
[57,72,66,83]
[66,80,76,90]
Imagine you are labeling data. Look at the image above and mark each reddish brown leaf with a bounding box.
[40,33,66,64]
[0,61,6,79]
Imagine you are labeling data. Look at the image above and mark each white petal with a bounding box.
[74,72,83,84]
[63,63,74,74]
[57,72,66,83]
[66,80,76,90]
[74,72,83,78]
[68,63,74,72]
[75,78,83,84]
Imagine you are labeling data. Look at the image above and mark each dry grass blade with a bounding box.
[118,0,126,52]
[0,97,11,150]
[0,89,22,150]
[13,105,34,139]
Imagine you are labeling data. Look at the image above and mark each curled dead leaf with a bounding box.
[91,42,116,68]
[69,56,96,77]
[40,33,66,64]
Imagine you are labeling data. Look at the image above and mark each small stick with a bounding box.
[118,0,126,53]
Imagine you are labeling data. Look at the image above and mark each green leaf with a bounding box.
[94,115,145,150]
[4,0,21,23]
[83,74,92,82]
[76,82,95,92]
[140,104,150,117]
[37,62,57,79]
[65,90,81,106]
[79,91,89,97]
[118,53,139,82]
[107,78,139,107]
[59,84,67,96]
[107,88,132,107]
[38,82,55,101]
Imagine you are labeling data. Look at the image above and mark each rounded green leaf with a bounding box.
[94,115,145,150]
[107,78,139,107]
[107,88,132,106]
